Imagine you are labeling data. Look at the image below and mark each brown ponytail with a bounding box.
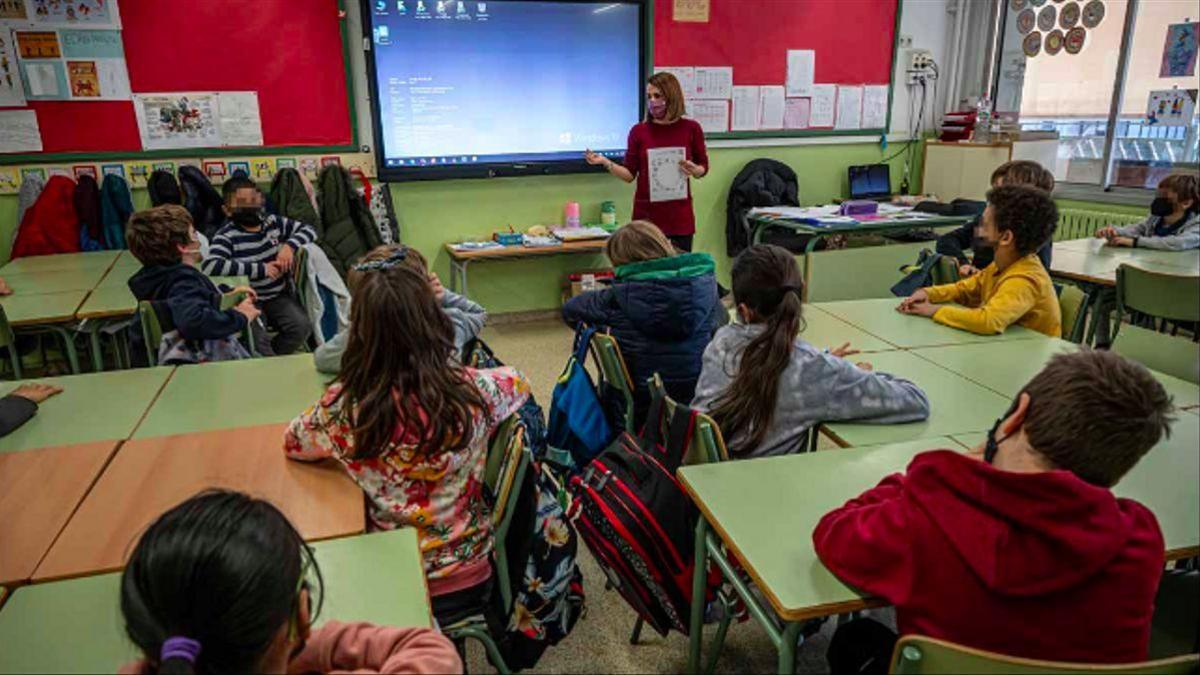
[710,245,805,453]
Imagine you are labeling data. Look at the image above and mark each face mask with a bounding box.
[231,206,264,227]
[984,400,1020,464]
[972,235,996,251]
[1150,197,1174,217]
[648,99,667,120]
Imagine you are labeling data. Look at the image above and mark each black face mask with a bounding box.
[972,235,996,251]
[231,206,264,227]
[984,400,1021,464]
[1150,197,1174,218]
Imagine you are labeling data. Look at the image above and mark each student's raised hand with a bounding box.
[275,245,295,273]
[1107,236,1134,248]
[1095,226,1118,239]
[10,382,64,404]
[234,297,261,323]
[0,277,11,296]
[428,272,446,302]
[265,261,284,280]
[829,342,861,359]
[958,264,980,278]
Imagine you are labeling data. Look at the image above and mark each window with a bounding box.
[993,0,1198,192]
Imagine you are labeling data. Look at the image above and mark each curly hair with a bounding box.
[991,160,1056,192]
[986,184,1058,256]
[126,205,194,267]
[1158,173,1200,215]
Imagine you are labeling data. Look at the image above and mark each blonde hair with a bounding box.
[646,72,687,123]
[347,244,429,292]
[605,220,676,267]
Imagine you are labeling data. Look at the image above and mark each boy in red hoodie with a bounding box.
[814,350,1174,668]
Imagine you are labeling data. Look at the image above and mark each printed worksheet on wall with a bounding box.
[809,84,836,127]
[786,50,814,97]
[731,86,760,131]
[758,85,785,130]
[655,66,697,99]
[861,85,889,129]
[835,85,863,130]
[689,99,729,134]
[694,66,733,99]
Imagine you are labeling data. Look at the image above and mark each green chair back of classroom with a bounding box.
[1057,284,1091,344]
[0,305,23,380]
[647,374,729,466]
[218,290,259,357]
[890,635,1199,675]
[1112,324,1200,385]
[292,245,310,311]
[136,300,167,366]
[590,332,636,433]
[1114,265,1200,340]
[806,242,929,302]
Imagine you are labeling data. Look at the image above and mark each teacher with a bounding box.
[585,72,709,252]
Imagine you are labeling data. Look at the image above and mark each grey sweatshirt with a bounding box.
[313,290,487,374]
[691,323,931,458]
[1113,212,1200,251]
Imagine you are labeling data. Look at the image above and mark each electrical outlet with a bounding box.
[907,49,933,71]
[899,34,913,49]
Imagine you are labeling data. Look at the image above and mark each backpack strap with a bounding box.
[661,404,697,473]
[639,385,668,450]
[572,326,598,364]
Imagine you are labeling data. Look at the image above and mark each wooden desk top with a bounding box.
[0,441,119,586]
[34,423,365,582]
[445,238,607,261]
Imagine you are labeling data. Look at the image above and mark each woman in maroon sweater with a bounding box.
[585,72,709,251]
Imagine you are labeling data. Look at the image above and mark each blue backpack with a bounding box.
[547,327,617,470]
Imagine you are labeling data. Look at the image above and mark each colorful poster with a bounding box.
[134,92,221,150]
[0,0,28,20]
[1146,89,1197,127]
[0,30,24,106]
[0,167,19,191]
[1160,22,1199,78]
[25,0,121,28]
[227,160,249,177]
[15,28,128,100]
[15,30,60,58]
[66,59,96,96]
[101,163,124,178]
[275,157,297,170]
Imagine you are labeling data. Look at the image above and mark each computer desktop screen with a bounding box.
[848,164,892,199]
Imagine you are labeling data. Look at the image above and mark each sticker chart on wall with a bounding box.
[653,0,899,138]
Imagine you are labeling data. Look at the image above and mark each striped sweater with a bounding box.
[201,215,317,300]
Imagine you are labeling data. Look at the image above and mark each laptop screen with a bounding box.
[849,164,891,200]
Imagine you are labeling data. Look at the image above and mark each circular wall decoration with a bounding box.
[1081,0,1105,28]
[1045,29,1065,54]
[1065,26,1087,53]
[1024,31,1043,57]
[1029,0,1047,6]
[1010,0,1027,10]
[1037,5,1057,31]
[1017,9,1036,34]
[1060,2,1080,28]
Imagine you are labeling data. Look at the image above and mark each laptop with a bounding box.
[848,164,892,201]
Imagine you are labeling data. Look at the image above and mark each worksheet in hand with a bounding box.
[648,146,688,202]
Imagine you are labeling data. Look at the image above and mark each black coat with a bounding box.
[726,158,818,256]
[128,263,247,340]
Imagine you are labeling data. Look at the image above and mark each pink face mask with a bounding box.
[648,99,668,119]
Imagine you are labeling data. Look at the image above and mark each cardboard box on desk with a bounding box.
[562,269,614,304]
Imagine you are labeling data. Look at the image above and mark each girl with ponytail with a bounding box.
[692,245,930,457]
[119,490,460,674]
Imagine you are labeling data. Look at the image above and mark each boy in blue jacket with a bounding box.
[127,205,260,361]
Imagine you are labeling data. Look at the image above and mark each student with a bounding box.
[202,176,316,355]
[0,383,62,437]
[936,160,1056,277]
[285,261,530,628]
[120,490,461,674]
[1095,173,1199,250]
[814,350,1174,666]
[314,245,485,375]
[899,185,1061,337]
[562,220,723,428]
[127,205,260,360]
[692,244,930,457]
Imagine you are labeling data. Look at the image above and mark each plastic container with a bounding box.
[600,200,617,226]
[564,201,581,228]
[974,96,993,143]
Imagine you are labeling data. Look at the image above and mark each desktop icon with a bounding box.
[457,1,466,14]
[436,1,446,14]
[375,0,387,13]
[397,1,406,12]
[416,0,425,12]
[478,2,486,13]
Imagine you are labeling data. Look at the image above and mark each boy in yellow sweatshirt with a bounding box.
[898,185,1061,337]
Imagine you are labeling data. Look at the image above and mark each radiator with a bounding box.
[1056,209,1144,241]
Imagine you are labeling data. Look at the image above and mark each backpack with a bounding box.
[178,166,227,239]
[147,170,182,206]
[463,337,548,457]
[547,327,618,470]
[568,390,701,636]
[891,249,958,297]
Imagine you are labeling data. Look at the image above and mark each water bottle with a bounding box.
[975,95,993,143]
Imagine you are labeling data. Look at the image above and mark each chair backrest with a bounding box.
[137,300,167,365]
[485,415,518,491]
[0,305,21,379]
[1057,284,1090,344]
[590,332,635,433]
[647,374,729,465]
[1115,265,1200,332]
[292,245,310,308]
[484,415,529,612]
[1112,324,1200,384]
[890,635,1200,675]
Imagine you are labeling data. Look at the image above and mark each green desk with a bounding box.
[913,339,1200,410]
[797,307,897,354]
[811,298,1049,349]
[133,354,330,438]
[749,211,972,247]
[0,290,88,327]
[76,286,138,320]
[680,438,962,674]
[0,251,120,276]
[0,529,431,674]
[0,268,111,294]
[0,367,174,453]
[820,350,1010,447]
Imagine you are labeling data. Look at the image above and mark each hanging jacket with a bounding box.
[725,159,800,256]
[178,166,227,240]
[317,164,384,277]
[562,252,724,428]
[75,174,104,251]
[100,174,134,250]
[13,173,45,249]
[270,168,321,232]
[12,176,81,259]
[300,243,351,346]
[147,170,182,206]
[814,449,1164,663]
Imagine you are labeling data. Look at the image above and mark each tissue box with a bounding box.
[839,200,879,217]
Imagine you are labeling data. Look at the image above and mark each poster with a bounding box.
[1146,89,1197,127]
[835,85,863,130]
[134,92,222,150]
[672,0,708,23]
[17,0,121,28]
[758,85,784,130]
[0,0,27,20]
[0,109,42,153]
[731,86,760,131]
[1160,22,1199,78]
[15,27,129,100]
[0,29,24,106]
[809,84,836,128]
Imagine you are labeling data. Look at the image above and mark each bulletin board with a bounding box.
[654,0,902,139]
[0,0,357,164]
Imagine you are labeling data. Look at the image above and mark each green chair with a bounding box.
[590,331,636,433]
[1113,265,1200,341]
[0,306,23,380]
[1112,324,1200,385]
[138,290,257,365]
[889,635,1199,674]
[1058,284,1091,344]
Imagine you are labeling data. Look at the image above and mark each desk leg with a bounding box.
[47,326,81,374]
[777,621,803,675]
[799,237,822,302]
[89,327,104,372]
[688,517,709,674]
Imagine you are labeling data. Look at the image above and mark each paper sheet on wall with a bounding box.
[0,109,42,153]
[647,146,687,202]
[784,98,810,130]
[15,28,130,100]
[218,91,264,147]
[758,85,785,130]
[6,0,122,28]
[809,84,836,127]
[731,86,760,131]
[786,50,814,97]
[1146,88,1197,127]
[134,91,222,150]
[835,85,863,130]
[689,99,729,134]
[655,66,696,99]
[672,0,709,23]
[694,66,732,99]
[0,30,24,106]
[861,85,889,129]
